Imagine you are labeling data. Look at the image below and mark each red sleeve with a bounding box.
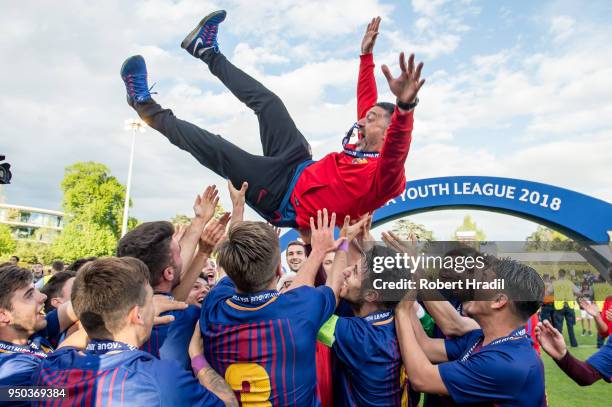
[357,53,377,120]
[370,108,413,202]
[555,351,603,386]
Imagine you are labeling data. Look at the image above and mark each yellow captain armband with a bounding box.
[317,314,339,347]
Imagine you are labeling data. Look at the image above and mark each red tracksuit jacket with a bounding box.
[291,53,414,228]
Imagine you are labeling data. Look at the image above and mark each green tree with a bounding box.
[525,225,577,251]
[0,224,16,256]
[391,218,435,242]
[171,214,191,225]
[49,162,137,262]
[172,202,225,226]
[453,215,486,241]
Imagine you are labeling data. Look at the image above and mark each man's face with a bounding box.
[186,277,210,306]
[340,261,366,305]
[136,284,156,345]
[357,106,389,151]
[1,283,48,335]
[33,264,44,279]
[9,257,18,265]
[322,252,335,275]
[286,244,306,272]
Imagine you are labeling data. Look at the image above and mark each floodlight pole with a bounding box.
[122,119,144,237]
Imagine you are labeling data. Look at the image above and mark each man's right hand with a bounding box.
[361,17,381,55]
[536,320,567,361]
[194,185,219,222]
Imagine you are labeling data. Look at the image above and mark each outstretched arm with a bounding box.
[357,17,381,119]
[288,209,343,291]
[173,186,219,301]
[580,299,609,337]
[370,53,425,203]
[536,320,603,386]
[396,300,449,394]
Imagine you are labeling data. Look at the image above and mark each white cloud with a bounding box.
[549,15,575,43]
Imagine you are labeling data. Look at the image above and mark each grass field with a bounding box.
[542,327,609,407]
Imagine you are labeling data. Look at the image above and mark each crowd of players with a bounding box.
[1,180,610,406]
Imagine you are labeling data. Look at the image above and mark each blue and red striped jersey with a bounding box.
[200,277,336,406]
[440,328,547,406]
[0,311,58,406]
[31,340,223,406]
[328,310,419,407]
[140,292,200,370]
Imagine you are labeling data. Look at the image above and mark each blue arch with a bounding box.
[280,175,612,248]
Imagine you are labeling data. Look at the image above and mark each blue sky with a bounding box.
[1,0,611,241]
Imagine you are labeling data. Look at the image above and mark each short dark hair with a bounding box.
[217,222,280,292]
[66,257,97,272]
[286,241,305,252]
[116,221,174,286]
[492,258,544,321]
[51,260,64,272]
[72,257,150,339]
[41,271,76,313]
[362,245,408,310]
[375,102,395,117]
[10,256,20,262]
[558,269,567,278]
[0,264,32,310]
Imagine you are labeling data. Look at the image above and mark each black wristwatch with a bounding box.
[396,97,419,111]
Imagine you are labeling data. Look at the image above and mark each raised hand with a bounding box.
[343,213,371,243]
[194,185,219,222]
[310,209,343,255]
[228,180,248,208]
[579,299,600,317]
[382,231,414,254]
[382,52,425,105]
[199,219,226,255]
[535,320,567,361]
[361,17,381,55]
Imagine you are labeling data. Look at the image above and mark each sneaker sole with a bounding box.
[180,10,227,50]
[120,55,144,77]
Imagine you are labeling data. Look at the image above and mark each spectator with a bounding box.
[580,280,595,336]
[540,274,555,323]
[285,240,307,272]
[31,262,44,283]
[51,260,64,273]
[9,255,19,265]
[40,271,76,313]
[186,273,210,306]
[552,269,581,347]
[66,256,97,272]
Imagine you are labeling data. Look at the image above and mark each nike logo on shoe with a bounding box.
[194,38,204,55]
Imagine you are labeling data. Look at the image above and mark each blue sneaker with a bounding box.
[181,10,226,57]
[120,55,153,104]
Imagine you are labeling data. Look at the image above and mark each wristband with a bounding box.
[191,354,210,376]
[338,240,349,252]
[396,97,419,111]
